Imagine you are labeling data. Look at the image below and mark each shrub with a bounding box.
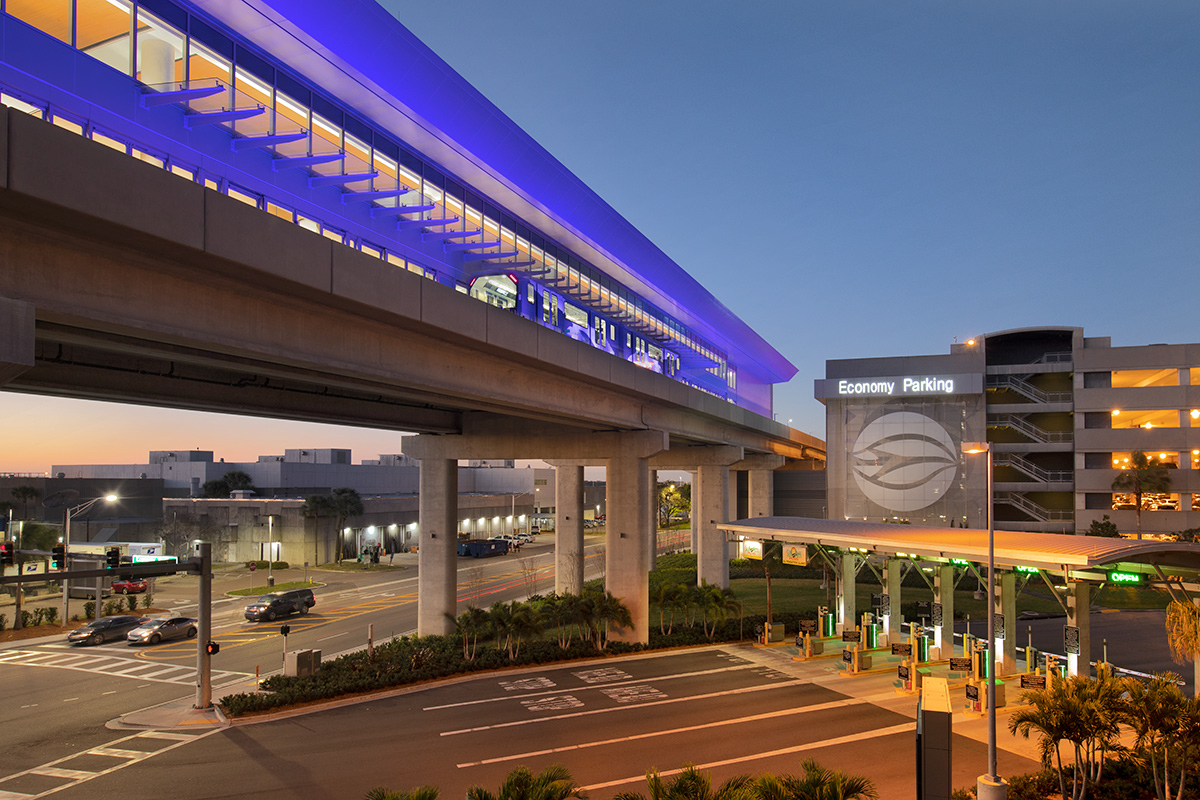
[271,561,288,570]
[0,613,7,631]
[126,594,138,613]
[20,610,32,628]
[83,601,95,620]
[43,606,58,624]
[32,607,45,626]
[142,593,152,609]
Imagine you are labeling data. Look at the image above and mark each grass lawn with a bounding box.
[227,580,322,597]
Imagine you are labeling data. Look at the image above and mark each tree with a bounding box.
[1112,450,1172,539]
[10,485,40,520]
[578,588,632,650]
[467,764,586,800]
[1166,600,1200,697]
[658,482,691,528]
[364,785,439,800]
[447,606,489,660]
[302,494,337,564]
[1122,673,1187,800]
[202,470,257,498]
[614,764,752,800]
[653,583,684,635]
[1086,515,1120,538]
[331,487,365,550]
[759,540,784,630]
[756,758,879,800]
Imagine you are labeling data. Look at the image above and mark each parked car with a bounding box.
[127,616,197,645]
[67,615,148,646]
[243,588,316,622]
[111,577,148,594]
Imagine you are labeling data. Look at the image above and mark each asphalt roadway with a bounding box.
[1,641,1046,800]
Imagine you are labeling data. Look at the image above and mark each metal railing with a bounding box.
[986,374,1072,404]
[993,453,1073,483]
[995,492,1074,521]
[988,414,1074,444]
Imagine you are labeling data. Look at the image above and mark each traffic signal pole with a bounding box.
[196,542,212,709]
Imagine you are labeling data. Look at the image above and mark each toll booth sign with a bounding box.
[949,657,973,672]
[965,684,980,702]
[994,613,1006,641]
[892,642,913,657]
[799,619,818,635]
[1065,625,1081,655]
[879,593,890,614]
[899,664,911,681]
[842,649,853,664]
[843,630,861,643]
[1021,674,1047,690]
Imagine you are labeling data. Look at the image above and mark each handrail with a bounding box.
[996,492,1074,521]
[986,374,1072,404]
[988,414,1073,444]
[993,453,1073,483]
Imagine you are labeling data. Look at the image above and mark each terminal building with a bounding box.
[819,327,1200,537]
[0,0,792,417]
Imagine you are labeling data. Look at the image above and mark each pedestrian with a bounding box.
[389,550,394,564]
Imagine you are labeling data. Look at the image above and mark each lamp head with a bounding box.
[961,442,990,455]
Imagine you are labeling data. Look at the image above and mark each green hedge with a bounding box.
[245,560,289,570]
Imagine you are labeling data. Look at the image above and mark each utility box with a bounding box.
[284,648,323,677]
[766,623,785,643]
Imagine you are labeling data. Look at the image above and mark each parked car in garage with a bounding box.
[67,615,148,646]
[126,616,198,645]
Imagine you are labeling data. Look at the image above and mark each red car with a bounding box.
[111,577,148,594]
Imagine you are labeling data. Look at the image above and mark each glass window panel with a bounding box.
[360,242,381,258]
[1110,408,1180,430]
[78,0,132,75]
[386,253,405,268]
[227,185,260,208]
[170,163,195,180]
[322,226,345,243]
[266,202,293,222]
[311,113,341,154]
[7,0,71,43]
[136,8,184,86]
[297,215,320,233]
[52,114,84,135]
[91,129,127,153]
[1,92,46,118]
[1112,368,1178,388]
[188,42,231,87]
[203,177,220,190]
[232,66,272,136]
[132,147,164,168]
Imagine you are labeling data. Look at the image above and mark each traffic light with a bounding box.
[280,624,291,637]
[105,547,121,569]
[51,543,65,570]
[1,541,13,566]
[206,640,220,655]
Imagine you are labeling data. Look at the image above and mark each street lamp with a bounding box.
[61,494,118,626]
[962,442,1006,799]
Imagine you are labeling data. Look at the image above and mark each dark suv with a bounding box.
[244,588,316,621]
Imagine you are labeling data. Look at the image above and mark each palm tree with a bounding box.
[447,606,489,660]
[1009,674,1085,800]
[302,493,336,564]
[614,764,752,800]
[331,487,365,546]
[1122,673,1186,800]
[1166,600,1200,696]
[757,758,879,800]
[760,540,784,632]
[364,786,439,800]
[467,764,586,800]
[1112,450,1172,539]
[653,583,684,635]
[10,485,39,520]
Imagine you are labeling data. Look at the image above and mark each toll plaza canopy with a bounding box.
[718,516,1200,578]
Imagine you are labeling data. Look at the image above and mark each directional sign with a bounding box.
[965,684,980,702]
[898,664,911,681]
[842,649,853,664]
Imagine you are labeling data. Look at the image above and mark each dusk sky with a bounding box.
[2,0,1198,474]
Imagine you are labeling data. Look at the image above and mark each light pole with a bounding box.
[962,442,1006,799]
[61,494,118,626]
[266,514,275,588]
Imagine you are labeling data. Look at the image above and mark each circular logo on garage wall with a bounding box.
[850,411,959,512]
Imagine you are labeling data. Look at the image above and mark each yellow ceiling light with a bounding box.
[1192,409,1200,420]
[1112,409,1121,416]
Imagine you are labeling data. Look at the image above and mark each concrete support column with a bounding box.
[647,468,658,573]
[836,552,856,633]
[747,470,774,518]
[554,465,585,595]
[882,559,903,642]
[606,452,651,643]
[417,458,457,636]
[992,570,1017,675]
[934,565,955,659]
[0,297,35,388]
[689,470,699,554]
[695,464,730,589]
[1067,581,1091,678]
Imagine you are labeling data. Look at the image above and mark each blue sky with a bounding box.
[2,0,1197,472]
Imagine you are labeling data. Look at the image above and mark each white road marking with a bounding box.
[579,723,915,790]
[317,631,350,641]
[443,679,807,736]
[456,696,869,767]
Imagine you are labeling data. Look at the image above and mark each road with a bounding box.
[2,645,1040,799]
[0,537,602,784]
